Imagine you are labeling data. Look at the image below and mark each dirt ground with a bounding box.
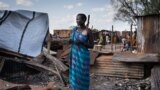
[90,75,150,90]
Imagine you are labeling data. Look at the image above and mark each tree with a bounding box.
[111,0,160,24]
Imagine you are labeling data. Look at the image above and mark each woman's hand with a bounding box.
[75,39,83,45]
[70,39,84,45]
[69,39,73,44]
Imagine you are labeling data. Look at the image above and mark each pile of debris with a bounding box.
[90,75,151,90]
[0,49,69,90]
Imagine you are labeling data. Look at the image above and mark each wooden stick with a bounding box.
[25,61,58,75]
[0,49,32,60]
[130,24,133,50]
[0,56,59,75]
[43,51,68,72]
[86,15,90,28]
[47,34,52,54]
[0,59,5,73]
[54,64,66,86]
[111,25,114,52]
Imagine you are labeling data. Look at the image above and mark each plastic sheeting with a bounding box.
[0,10,49,57]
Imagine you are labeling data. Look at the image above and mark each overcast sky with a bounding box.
[0,0,130,34]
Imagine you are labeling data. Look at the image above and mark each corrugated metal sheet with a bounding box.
[91,55,144,79]
[136,14,160,53]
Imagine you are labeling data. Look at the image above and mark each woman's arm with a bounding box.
[82,29,94,48]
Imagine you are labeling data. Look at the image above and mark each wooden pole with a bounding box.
[86,15,90,28]
[111,25,113,52]
[0,56,59,75]
[0,59,5,73]
[47,33,51,54]
[43,51,68,72]
[130,24,133,51]
[114,32,116,52]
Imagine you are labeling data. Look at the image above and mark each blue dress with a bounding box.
[69,27,90,90]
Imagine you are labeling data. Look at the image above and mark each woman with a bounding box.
[69,13,94,90]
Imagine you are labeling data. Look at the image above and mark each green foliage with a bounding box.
[111,0,160,23]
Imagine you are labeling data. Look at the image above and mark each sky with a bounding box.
[0,0,130,34]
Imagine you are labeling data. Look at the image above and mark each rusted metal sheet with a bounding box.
[90,50,99,65]
[136,14,160,53]
[112,52,160,62]
[91,55,144,79]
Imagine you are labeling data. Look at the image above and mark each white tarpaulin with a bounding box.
[0,10,49,57]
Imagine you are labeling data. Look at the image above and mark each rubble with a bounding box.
[90,75,151,90]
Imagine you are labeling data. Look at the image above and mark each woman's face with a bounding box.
[76,15,85,26]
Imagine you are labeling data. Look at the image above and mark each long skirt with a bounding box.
[69,45,90,90]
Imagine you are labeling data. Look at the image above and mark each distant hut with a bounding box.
[53,29,71,38]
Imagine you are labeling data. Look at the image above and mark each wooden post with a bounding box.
[115,44,116,52]
[111,25,113,52]
[130,24,133,50]
[0,59,5,73]
[114,32,116,52]
[86,15,90,28]
[47,33,51,54]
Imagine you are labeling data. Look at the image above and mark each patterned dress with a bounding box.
[69,27,90,90]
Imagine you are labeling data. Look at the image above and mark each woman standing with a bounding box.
[69,13,94,90]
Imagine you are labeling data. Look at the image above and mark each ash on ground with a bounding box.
[90,75,150,90]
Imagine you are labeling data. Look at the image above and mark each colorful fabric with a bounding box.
[69,27,90,90]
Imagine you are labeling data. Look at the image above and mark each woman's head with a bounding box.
[76,13,87,26]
